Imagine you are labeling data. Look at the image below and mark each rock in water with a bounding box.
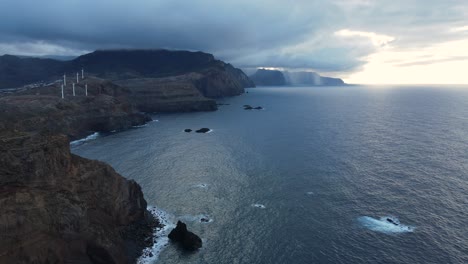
[184,129,192,132]
[195,128,210,133]
[168,221,202,251]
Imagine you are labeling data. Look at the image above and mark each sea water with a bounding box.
[73,86,468,264]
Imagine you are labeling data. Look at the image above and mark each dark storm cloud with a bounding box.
[0,0,467,74]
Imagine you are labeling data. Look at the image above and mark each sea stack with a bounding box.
[168,221,203,251]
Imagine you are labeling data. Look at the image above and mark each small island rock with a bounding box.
[196,128,210,133]
[168,221,202,251]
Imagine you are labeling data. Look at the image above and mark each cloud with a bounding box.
[0,0,467,80]
[334,30,394,47]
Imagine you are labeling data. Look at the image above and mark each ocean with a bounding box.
[72,86,468,264]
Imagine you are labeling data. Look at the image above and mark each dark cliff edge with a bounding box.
[0,132,156,264]
[0,50,255,112]
[249,69,346,86]
[0,77,158,263]
[249,69,287,86]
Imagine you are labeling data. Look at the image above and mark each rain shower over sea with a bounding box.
[73,86,468,264]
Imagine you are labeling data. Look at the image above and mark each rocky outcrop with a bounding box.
[249,69,346,86]
[0,50,255,112]
[168,221,202,251]
[195,128,211,133]
[0,131,156,264]
[0,50,255,97]
[0,78,150,140]
[249,69,287,86]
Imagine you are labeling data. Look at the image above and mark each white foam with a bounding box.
[306,191,314,195]
[206,129,213,133]
[137,206,175,264]
[252,203,266,209]
[179,214,213,223]
[70,132,100,147]
[132,124,148,128]
[358,216,415,234]
[194,183,209,188]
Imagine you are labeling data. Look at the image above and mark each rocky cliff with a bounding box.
[0,50,255,112]
[249,69,345,86]
[283,71,345,86]
[0,78,150,140]
[0,131,155,263]
[249,69,287,86]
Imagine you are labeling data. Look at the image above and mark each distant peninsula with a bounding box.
[250,69,346,86]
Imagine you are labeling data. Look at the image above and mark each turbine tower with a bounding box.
[76,72,79,83]
[63,74,66,86]
[72,83,75,96]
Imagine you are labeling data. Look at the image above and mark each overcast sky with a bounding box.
[1,0,468,83]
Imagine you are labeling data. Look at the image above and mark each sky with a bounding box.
[1,0,468,84]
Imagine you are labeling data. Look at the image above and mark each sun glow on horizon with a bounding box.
[336,29,468,84]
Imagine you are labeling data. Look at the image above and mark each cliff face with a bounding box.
[283,71,345,86]
[115,74,217,113]
[249,69,345,86]
[0,132,153,264]
[249,69,287,86]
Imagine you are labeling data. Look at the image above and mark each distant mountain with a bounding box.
[0,55,64,88]
[16,55,78,61]
[0,50,255,96]
[249,69,345,86]
[249,69,287,86]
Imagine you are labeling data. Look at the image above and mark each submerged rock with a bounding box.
[184,129,192,133]
[243,105,263,110]
[168,221,202,251]
[195,128,210,133]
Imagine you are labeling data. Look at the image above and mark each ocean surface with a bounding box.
[72,86,468,264]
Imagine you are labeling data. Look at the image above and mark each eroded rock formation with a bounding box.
[0,132,156,263]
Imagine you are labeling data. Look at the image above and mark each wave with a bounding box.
[137,206,175,264]
[194,183,209,188]
[70,132,99,147]
[179,213,213,223]
[358,216,415,234]
[252,203,266,209]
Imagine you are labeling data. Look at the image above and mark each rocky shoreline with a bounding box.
[0,49,254,263]
[0,132,158,263]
